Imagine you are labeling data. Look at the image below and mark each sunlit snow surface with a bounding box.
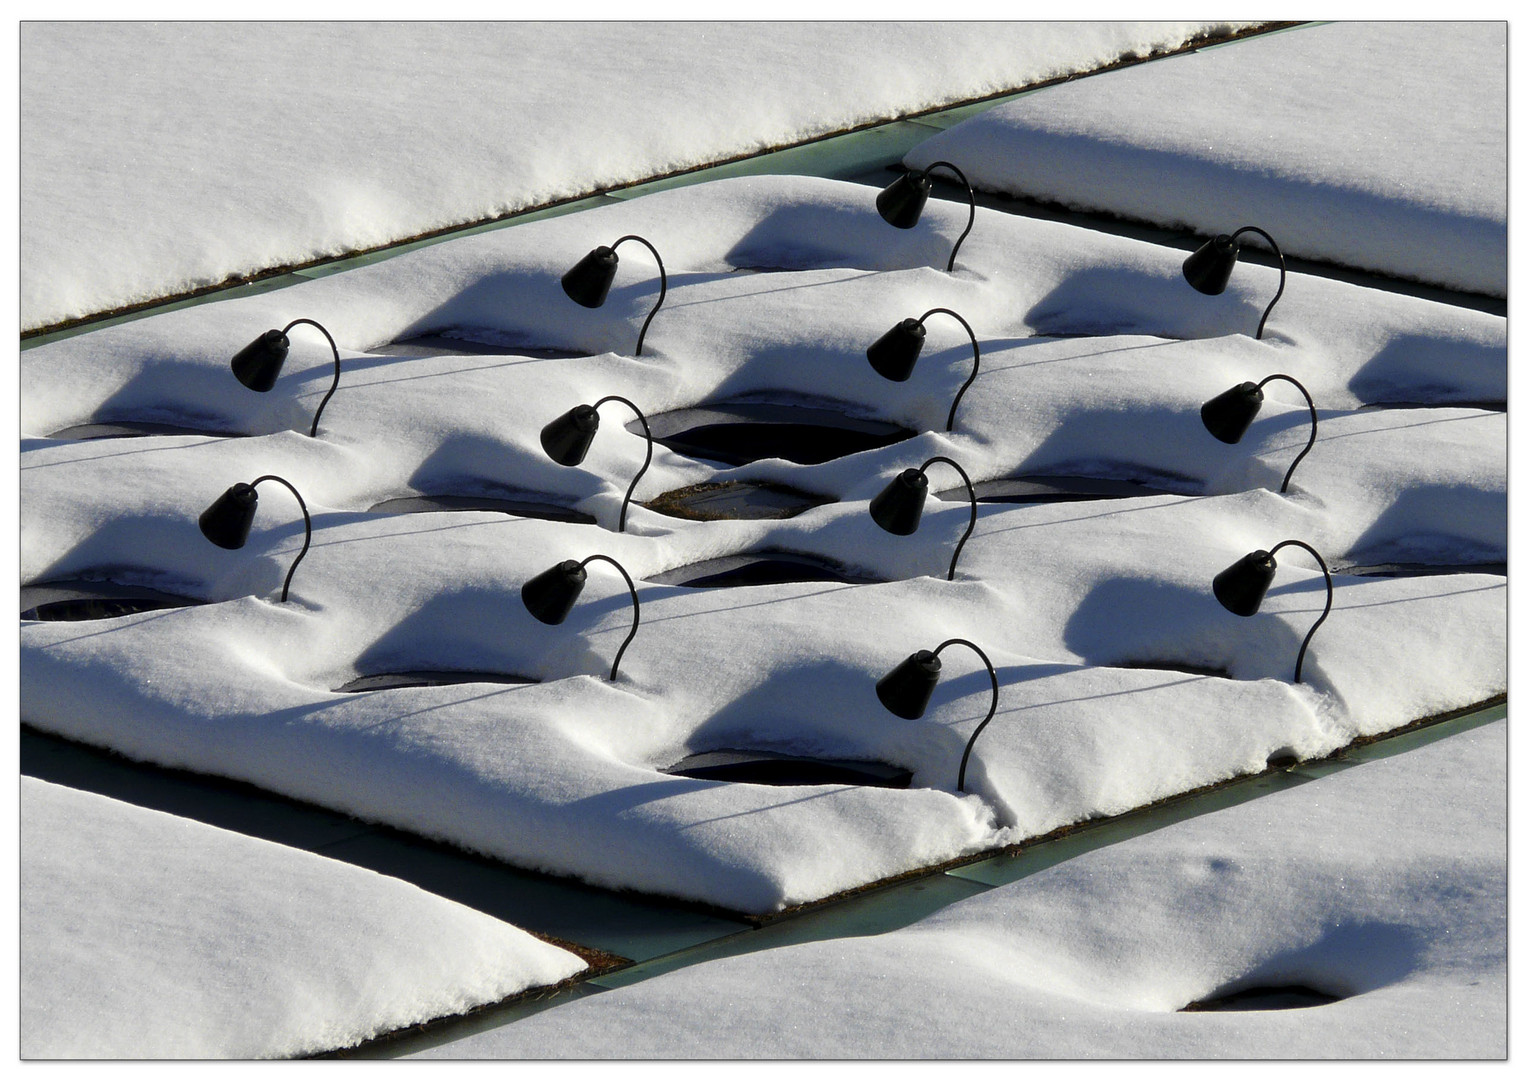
[19,777,586,1059]
[414,718,1506,1059]
[907,22,1506,295]
[19,20,1236,330]
[19,175,1504,916]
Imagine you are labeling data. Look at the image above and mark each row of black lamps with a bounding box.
[201,170,1306,796]
[227,164,1286,439]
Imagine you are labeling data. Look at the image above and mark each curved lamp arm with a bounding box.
[916,455,978,581]
[918,307,981,432]
[579,554,641,682]
[1255,373,1317,493]
[610,235,668,357]
[1230,226,1286,341]
[250,474,311,603]
[591,395,653,533]
[923,161,976,273]
[930,638,1000,793]
[1266,540,1332,684]
[281,319,342,438]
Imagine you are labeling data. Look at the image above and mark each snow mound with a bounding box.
[415,717,1506,1059]
[20,777,586,1059]
[906,22,1506,295]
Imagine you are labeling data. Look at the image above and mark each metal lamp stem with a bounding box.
[915,455,978,580]
[578,554,641,681]
[590,395,653,532]
[923,160,976,273]
[610,235,667,357]
[1266,539,1332,684]
[1230,226,1286,341]
[281,319,342,438]
[1254,373,1318,493]
[929,637,1000,793]
[916,307,980,432]
[249,474,311,603]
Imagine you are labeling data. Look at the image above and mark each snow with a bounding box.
[19,172,1505,915]
[411,716,1507,1059]
[906,22,1507,296]
[19,20,1236,331]
[16,20,1507,1057]
[19,776,586,1059]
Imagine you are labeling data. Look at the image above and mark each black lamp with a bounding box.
[198,474,311,603]
[1182,226,1286,340]
[866,307,981,432]
[876,160,976,273]
[539,395,653,533]
[230,319,343,438]
[875,637,999,793]
[522,554,640,682]
[1200,374,1317,493]
[561,234,667,356]
[1212,539,1333,684]
[869,455,978,580]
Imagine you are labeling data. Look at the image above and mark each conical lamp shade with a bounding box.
[870,468,930,535]
[230,329,290,392]
[876,171,932,229]
[522,560,588,625]
[1200,382,1264,444]
[562,246,619,308]
[1213,549,1277,617]
[867,318,926,382]
[540,404,601,466]
[876,649,942,719]
[1183,234,1240,295]
[199,483,259,549]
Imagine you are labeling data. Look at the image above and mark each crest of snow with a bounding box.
[19,777,586,1059]
[906,22,1506,295]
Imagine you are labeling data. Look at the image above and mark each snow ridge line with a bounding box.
[306,693,1501,1056]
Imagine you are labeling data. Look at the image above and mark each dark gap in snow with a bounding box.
[1115,659,1232,680]
[919,171,1506,318]
[1356,399,1504,412]
[336,671,538,693]
[368,493,597,525]
[46,419,245,440]
[644,480,834,521]
[20,579,203,621]
[938,473,1192,505]
[1181,984,1344,1012]
[664,749,912,789]
[631,400,916,466]
[1337,561,1505,578]
[386,331,590,360]
[647,551,882,589]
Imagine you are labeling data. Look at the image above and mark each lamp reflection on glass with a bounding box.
[522,554,640,682]
[198,474,311,603]
[875,637,999,792]
[539,395,653,533]
[561,234,667,356]
[866,307,981,432]
[1182,225,1286,340]
[876,160,975,273]
[1200,373,1317,493]
[869,455,978,580]
[230,318,343,437]
[1212,539,1332,684]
